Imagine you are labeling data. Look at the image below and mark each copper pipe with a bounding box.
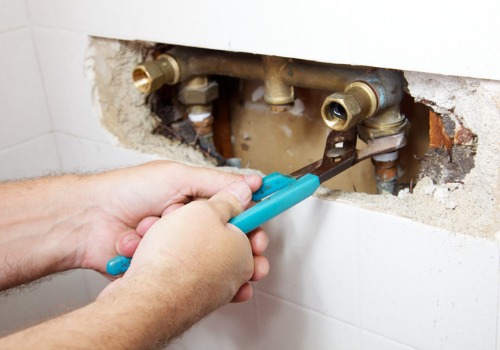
[372,152,399,195]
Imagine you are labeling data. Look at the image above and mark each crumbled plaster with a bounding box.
[89,38,214,167]
[323,73,500,238]
[89,38,499,238]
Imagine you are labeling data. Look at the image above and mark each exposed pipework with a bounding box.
[132,46,409,194]
[132,46,403,132]
[178,76,224,164]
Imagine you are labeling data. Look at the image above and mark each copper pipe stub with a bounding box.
[372,151,399,195]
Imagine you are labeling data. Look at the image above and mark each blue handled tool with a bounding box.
[106,129,406,276]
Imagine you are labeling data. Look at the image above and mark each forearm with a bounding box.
[0,176,93,290]
[0,267,226,350]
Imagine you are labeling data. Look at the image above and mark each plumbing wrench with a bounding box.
[106,129,406,275]
[228,128,406,233]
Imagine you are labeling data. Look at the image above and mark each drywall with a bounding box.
[91,38,499,239]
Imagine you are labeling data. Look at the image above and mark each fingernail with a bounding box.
[121,236,139,247]
[226,181,251,204]
[244,174,260,186]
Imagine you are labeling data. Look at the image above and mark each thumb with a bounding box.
[208,180,253,223]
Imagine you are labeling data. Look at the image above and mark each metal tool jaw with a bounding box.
[291,128,357,184]
[291,128,406,185]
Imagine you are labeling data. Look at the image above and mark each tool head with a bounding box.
[292,129,357,183]
[291,130,407,184]
[356,133,407,162]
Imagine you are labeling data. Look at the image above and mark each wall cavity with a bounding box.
[89,37,499,238]
[89,38,215,167]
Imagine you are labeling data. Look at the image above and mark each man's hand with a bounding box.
[0,164,270,349]
[102,180,267,307]
[0,161,269,300]
[76,162,267,286]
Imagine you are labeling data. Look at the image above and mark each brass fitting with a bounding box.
[357,105,410,141]
[262,56,294,110]
[132,54,180,94]
[178,77,219,105]
[131,47,405,132]
[321,82,378,131]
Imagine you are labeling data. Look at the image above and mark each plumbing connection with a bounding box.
[132,45,410,194]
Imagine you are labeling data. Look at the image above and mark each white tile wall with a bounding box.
[33,29,109,143]
[55,133,160,173]
[361,331,416,350]
[81,270,110,300]
[0,270,90,337]
[255,291,362,350]
[256,198,499,349]
[25,0,55,28]
[0,133,60,180]
[257,198,361,325]
[0,29,52,149]
[358,215,499,350]
[51,0,136,39]
[175,298,259,350]
[0,0,28,32]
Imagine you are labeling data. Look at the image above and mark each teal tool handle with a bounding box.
[106,255,131,276]
[229,173,320,233]
[252,172,295,201]
[105,173,320,276]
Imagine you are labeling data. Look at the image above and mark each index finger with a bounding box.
[170,164,262,199]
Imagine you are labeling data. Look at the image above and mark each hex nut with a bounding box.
[321,92,362,131]
[133,62,166,94]
[179,81,219,105]
[132,55,180,94]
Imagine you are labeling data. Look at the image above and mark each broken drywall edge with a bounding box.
[89,37,499,239]
[315,72,500,238]
[89,37,216,168]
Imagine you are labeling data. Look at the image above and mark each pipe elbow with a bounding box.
[321,70,404,131]
[321,82,377,131]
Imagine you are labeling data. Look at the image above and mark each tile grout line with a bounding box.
[54,130,112,145]
[252,290,263,350]
[255,289,419,350]
[0,25,30,38]
[255,288,360,330]
[0,132,55,153]
[25,14,64,173]
[27,24,57,138]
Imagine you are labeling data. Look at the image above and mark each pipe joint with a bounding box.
[262,56,294,110]
[358,105,410,142]
[132,54,180,94]
[320,70,404,131]
[179,78,219,106]
[320,82,378,131]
